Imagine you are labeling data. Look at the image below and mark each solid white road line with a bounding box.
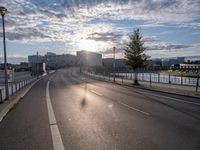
[89,90,103,96]
[46,80,65,150]
[118,101,150,116]
[152,94,200,106]
[137,91,200,106]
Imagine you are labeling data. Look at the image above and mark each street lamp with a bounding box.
[0,6,9,100]
[113,47,116,83]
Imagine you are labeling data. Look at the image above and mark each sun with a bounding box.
[78,39,99,52]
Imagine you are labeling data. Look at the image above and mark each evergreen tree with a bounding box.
[124,28,149,84]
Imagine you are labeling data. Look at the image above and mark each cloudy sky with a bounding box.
[0,0,200,62]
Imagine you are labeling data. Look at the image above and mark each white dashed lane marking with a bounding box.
[118,101,150,116]
[89,90,103,96]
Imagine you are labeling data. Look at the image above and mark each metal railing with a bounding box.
[0,77,36,103]
[85,72,199,92]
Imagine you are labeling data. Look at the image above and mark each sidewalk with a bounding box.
[0,71,56,122]
[0,78,39,122]
[86,73,200,98]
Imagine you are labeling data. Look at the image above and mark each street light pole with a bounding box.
[0,7,9,100]
[36,51,39,79]
[113,47,116,83]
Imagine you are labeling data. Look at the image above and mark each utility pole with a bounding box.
[113,47,116,83]
[0,7,9,100]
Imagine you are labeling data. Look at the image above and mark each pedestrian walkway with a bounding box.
[0,78,38,122]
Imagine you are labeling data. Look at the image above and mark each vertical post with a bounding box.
[0,89,2,102]
[196,75,199,92]
[181,74,183,85]
[158,73,160,83]
[15,82,17,92]
[150,73,152,87]
[113,47,116,83]
[169,74,171,84]
[142,73,144,81]
[1,13,9,100]
[0,89,3,102]
[11,82,13,96]
[36,51,39,79]
[19,82,21,90]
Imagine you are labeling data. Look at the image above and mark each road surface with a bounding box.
[0,67,200,150]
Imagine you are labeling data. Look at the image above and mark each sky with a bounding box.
[0,0,200,63]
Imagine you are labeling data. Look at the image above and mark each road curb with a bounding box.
[0,78,40,122]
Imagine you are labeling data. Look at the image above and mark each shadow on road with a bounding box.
[81,98,87,107]
[81,82,88,107]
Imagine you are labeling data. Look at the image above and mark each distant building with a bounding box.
[28,55,45,67]
[77,51,102,67]
[45,52,76,69]
[179,63,200,71]
[28,52,76,70]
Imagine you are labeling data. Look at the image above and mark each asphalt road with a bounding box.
[0,67,200,150]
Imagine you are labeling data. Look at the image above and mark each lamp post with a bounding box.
[36,51,39,79]
[0,6,9,100]
[113,47,116,83]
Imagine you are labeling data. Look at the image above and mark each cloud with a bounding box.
[146,44,193,51]
[0,0,199,59]
[87,32,124,42]
[0,0,199,42]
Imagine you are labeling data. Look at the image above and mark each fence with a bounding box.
[0,77,36,102]
[115,73,199,87]
[85,72,199,92]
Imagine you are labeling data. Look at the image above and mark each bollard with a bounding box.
[158,73,160,83]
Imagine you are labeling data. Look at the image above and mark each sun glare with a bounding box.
[78,39,99,52]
